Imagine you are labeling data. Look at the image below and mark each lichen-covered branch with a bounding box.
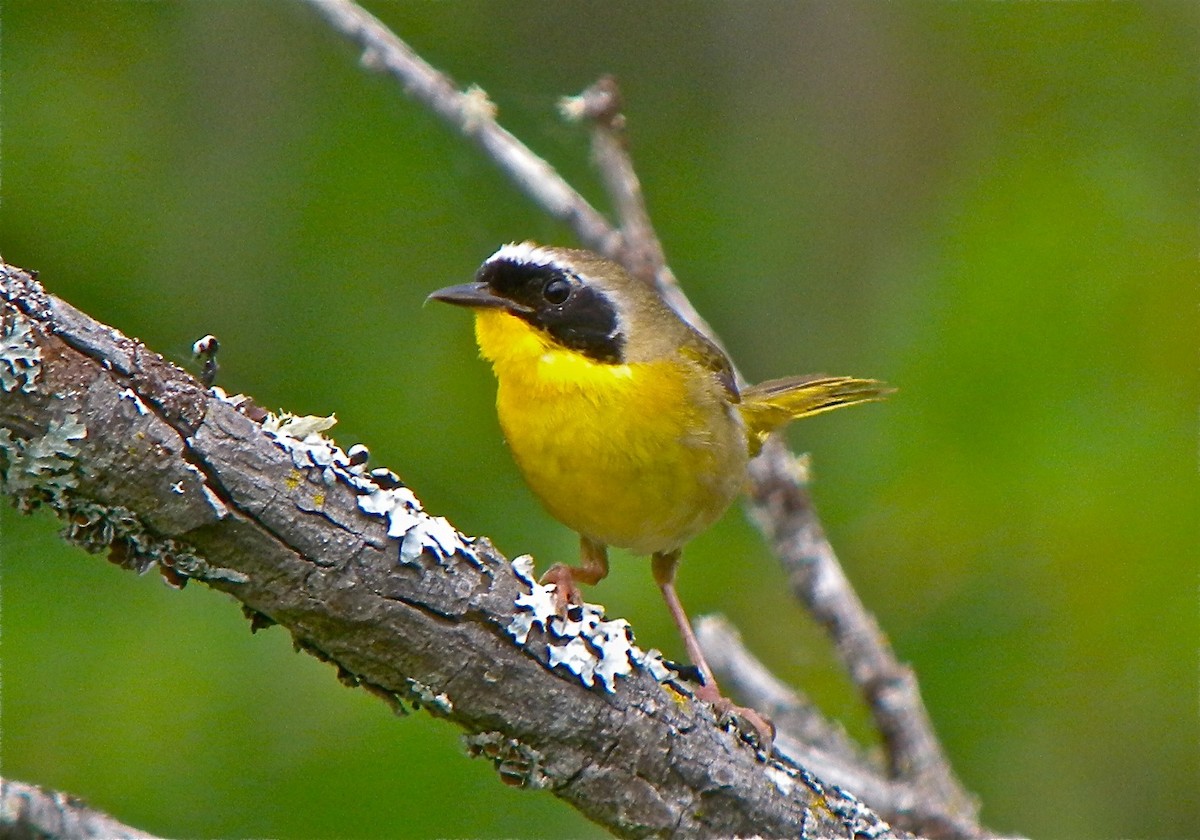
[1,263,898,839]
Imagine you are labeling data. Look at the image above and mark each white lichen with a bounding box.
[117,387,150,415]
[357,486,476,566]
[510,554,537,585]
[547,635,598,685]
[506,577,672,693]
[257,409,479,568]
[764,764,796,796]
[508,582,559,645]
[261,411,338,439]
[631,647,674,683]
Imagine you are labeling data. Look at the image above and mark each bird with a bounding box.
[429,242,889,745]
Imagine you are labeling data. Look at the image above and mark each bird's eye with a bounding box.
[543,277,571,304]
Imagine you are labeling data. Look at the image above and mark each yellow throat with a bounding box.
[474,307,747,555]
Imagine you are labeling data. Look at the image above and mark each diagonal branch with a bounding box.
[698,615,982,839]
[560,76,731,365]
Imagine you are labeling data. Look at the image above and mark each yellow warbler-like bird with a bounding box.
[430,243,888,739]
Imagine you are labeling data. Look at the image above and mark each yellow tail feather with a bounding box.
[738,375,892,455]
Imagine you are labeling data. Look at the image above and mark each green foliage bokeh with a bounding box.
[1,2,1196,838]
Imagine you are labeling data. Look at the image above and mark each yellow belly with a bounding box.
[475,310,747,555]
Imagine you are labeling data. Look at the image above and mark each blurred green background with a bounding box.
[1,2,1196,838]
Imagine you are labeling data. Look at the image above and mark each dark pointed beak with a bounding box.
[427,281,532,314]
[427,281,506,309]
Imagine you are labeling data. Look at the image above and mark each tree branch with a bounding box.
[747,442,981,834]
[698,615,983,839]
[302,0,621,257]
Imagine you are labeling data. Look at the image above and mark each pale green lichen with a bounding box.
[0,409,243,585]
[463,731,550,790]
[0,415,87,509]
[60,498,246,584]
[0,315,41,394]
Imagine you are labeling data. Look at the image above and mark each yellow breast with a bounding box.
[473,309,747,555]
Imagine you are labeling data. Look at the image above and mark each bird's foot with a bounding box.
[693,680,776,753]
[539,563,585,610]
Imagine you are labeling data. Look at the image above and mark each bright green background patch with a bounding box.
[1,2,1196,838]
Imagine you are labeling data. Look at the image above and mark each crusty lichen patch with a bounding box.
[0,314,42,394]
[249,405,481,567]
[0,416,87,509]
[507,555,673,694]
[0,310,241,587]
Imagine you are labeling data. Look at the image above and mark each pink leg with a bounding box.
[652,550,775,749]
[541,536,609,607]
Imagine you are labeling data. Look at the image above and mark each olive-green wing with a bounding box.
[676,324,739,400]
[738,375,892,454]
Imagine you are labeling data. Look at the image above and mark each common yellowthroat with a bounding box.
[430,242,888,740]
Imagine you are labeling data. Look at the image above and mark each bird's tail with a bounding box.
[738,375,892,455]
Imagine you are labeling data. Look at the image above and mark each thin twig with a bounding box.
[696,616,877,770]
[560,77,662,282]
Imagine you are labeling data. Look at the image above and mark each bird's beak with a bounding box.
[427,281,530,314]
[427,281,505,309]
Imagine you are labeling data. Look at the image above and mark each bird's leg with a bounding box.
[651,550,775,750]
[650,550,719,689]
[541,536,609,608]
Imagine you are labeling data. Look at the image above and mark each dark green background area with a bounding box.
[1,2,1195,838]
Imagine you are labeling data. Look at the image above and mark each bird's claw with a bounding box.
[694,681,775,753]
[539,563,584,611]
